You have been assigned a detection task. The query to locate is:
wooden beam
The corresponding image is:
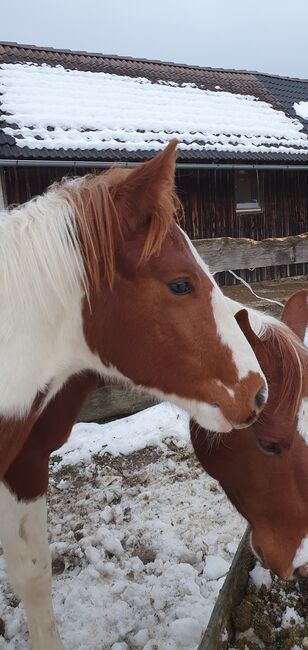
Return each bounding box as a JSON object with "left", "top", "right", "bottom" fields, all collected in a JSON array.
[
  {"left": 78, "top": 385, "right": 157, "bottom": 423},
  {"left": 194, "top": 232, "right": 308, "bottom": 273}
]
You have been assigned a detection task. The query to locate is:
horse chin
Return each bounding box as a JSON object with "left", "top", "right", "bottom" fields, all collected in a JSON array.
[
  {"left": 232, "top": 413, "right": 259, "bottom": 430},
  {"left": 194, "top": 408, "right": 233, "bottom": 434}
]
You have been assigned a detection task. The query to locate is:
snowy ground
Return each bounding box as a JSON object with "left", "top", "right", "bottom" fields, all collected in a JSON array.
[{"left": 0, "top": 403, "right": 245, "bottom": 650}]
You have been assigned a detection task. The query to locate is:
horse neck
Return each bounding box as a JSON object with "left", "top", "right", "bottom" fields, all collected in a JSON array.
[{"left": 0, "top": 190, "right": 102, "bottom": 419}]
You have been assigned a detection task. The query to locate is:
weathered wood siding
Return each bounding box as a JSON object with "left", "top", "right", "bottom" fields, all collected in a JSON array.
[
  {"left": 177, "top": 168, "right": 308, "bottom": 283},
  {"left": 3, "top": 165, "right": 308, "bottom": 284}
]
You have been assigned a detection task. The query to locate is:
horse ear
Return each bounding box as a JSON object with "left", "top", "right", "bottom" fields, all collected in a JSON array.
[
  {"left": 117, "top": 139, "right": 178, "bottom": 228},
  {"left": 235, "top": 309, "right": 270, "bottom": 373},
  {"left": 281, "top": 290, "right": 308, "bottom": 342}
]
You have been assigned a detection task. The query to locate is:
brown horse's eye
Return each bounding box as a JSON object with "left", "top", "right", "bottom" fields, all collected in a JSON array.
[
  {"left": 258, "top": 439, "right": 282, "bottom": 455},
  {"left": 168, "top": 280, "right": 193, "bottom": 295}
]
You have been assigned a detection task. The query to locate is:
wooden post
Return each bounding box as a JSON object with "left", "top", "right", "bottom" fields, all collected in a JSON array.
[{"left": 0, "top": 170, "right": 7, "bottom": 210}]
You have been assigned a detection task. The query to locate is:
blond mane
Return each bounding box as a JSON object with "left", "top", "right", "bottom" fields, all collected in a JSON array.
[
  {"left": 63, "top": 168, "right": 181, "bottom": 290},
  {"left": 261, "top": 321, "right": 308, "bottom": 418}
]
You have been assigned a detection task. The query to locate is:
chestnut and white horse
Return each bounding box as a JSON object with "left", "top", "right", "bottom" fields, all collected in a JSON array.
[
  {"left": 0, "top": 141, "right": 266, "bottom": 648},
  {"left": 191, "top": 289, "right": 308, "bottom": 580}
]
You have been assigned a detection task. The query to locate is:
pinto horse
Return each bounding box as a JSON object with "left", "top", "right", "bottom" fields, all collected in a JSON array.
[
  {"left": 191, "top": 289, "right": 308, "bottom": 580},
  {"left": 0, "top": 141, "right": 266, "bottom": 649}
]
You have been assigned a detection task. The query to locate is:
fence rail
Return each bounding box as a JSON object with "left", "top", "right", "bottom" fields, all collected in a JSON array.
[
  {"left": 78, "top": 386, "right": 156, "bottom": 423},
  {"left": 194, "top": 232, "right": 308, "bottom": 273}
]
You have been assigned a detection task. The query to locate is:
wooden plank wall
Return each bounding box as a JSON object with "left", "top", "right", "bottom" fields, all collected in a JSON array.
[
  {"left": 3, "top": 165, "right": 308, "bottom": 285},
  {"left": 176, "top": 168, "right": 308, "bottom": 284}
]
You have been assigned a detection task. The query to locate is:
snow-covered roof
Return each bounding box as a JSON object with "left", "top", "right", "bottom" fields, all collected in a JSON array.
[
  {"left": 294, "top": 101, "right": 308, "bottom": 120},
  {"left": 1, "top": 42, "right": 308, "bottom": 163}
]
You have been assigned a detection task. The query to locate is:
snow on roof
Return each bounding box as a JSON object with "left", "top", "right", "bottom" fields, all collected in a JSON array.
[
  {"left": 294, "top": 101, "right": 308, "bottom": 120},
  {"left": 1, "top": 62, "right": 308, "bottom": 157}
]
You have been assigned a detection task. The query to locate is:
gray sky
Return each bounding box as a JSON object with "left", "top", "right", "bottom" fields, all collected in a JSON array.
[{"left": 1, "top": 0, "right": 308, "bottom": 79}]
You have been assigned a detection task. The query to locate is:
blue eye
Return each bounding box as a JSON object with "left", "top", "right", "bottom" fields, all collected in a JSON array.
[{"left": 168, "top": 280, "right": 193, "bottom": 295}]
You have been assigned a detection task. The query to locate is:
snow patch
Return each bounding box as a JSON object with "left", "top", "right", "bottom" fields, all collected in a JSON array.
[
  {"left": 52, "top": 402, "right": 189, "bottom": 467},
  {"left": 169, "top": 618, "right": 203, "bottom": 648},
  {"left": 249, "top": 563, "right": 272, "bottom": 589},
  {"left": 281, "top": 606, "right": 304, "bottom": 629},
  {"left": 294, "top": 101, "right": 308, "bottom": 120},
  {"left": 203, "top": 555, "right": 230, "bottom": 580}
]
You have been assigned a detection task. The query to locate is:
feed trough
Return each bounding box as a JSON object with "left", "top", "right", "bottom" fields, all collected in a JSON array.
[{"left": 198, "top": 528, "right": 254, "bottom": 649}]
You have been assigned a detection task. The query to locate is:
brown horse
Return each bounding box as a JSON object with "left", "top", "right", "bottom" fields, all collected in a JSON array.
[
  {"left": 0, "top": 141, "right": 266, "bottom": 649},
  {"left": 191, "top": 290, "right": 308, "bottom": 580}
]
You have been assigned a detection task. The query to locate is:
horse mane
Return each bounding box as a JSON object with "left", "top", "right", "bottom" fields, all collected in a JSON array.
[
  {"left": 226, "top": 297, "right": 308, "bottom": 419},
  {"left": 260, "top": 320, "right": 308, "bottom": 418},
  {"left": 0, "top": 167, "right": 180, "bottom": 315},
  {"left": 63, "top": 167, "right": 181, "bottom": 290}
]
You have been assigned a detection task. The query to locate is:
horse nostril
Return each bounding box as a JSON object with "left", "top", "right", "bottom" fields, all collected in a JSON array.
[{"left": 255, "top": 386, "right": 267, "bottom": 411}]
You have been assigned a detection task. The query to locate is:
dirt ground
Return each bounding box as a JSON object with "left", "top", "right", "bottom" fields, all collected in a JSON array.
[
  {"left": 222, "top": 276, "right": 308, "bottom": 318},
  {"left": 232, "top": 574, "right": 308, "bottom": 649}
]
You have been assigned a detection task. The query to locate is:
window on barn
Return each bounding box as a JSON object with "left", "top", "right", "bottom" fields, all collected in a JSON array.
[{"left": 235, "top": 170, "right": 262, "bottom": 213}]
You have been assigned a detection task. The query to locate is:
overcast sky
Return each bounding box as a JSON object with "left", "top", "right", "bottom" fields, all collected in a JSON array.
[{"left": 1, "top": 0, "right": 307, "bottom": 79}]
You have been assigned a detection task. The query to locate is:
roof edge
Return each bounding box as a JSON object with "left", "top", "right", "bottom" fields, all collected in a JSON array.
[{"left": 1, "top": 41, "right": 308, "bottom": 84}]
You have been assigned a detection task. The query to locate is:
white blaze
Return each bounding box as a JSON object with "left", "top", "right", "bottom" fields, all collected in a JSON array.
[
  {"left": 293, "top": 534, "right": 308, "bottom": 569},
  {"left": 180, "top": 228, "right": 266, "bottom": 383},
  {"left": 297, "top": 397, "right": 308, "bottom": 444}
]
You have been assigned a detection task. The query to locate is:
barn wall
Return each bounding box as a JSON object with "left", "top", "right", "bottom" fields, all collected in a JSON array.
[
  {"left": 3, "top": 165, "right": 308, "bottom": 284},
  {"left": 176, "top": 168, "right": 308, "bottom": 284},
  {"left": 4, "top": 166, "right": 86, "bottom": 205}
]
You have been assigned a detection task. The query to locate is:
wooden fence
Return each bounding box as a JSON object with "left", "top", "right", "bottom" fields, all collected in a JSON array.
[
  {"left": 194, "top": 232, "right": 308, "bottom": 273},
  {"left": 79, "top": 232, "right": 308, "bottom": 423}
]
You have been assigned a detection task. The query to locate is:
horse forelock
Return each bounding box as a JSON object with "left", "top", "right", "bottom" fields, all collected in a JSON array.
[
  {"left": 63, "top": 168, "right": 181, "bottom": 291},
  {"left": 260, "top": 321, "right": 308, "bottom": 419},
  {"left": 63, "top": 172, "right": 121, "bottom": 291}
]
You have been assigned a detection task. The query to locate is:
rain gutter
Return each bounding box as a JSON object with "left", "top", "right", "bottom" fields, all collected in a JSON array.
[{"left": 1, "top": 159, "right": 308, "bottom": 171}]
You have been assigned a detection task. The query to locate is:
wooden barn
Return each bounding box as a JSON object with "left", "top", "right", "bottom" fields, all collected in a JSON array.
[{"left": 1, "top": 41, "right": 308, "bottom": 284}]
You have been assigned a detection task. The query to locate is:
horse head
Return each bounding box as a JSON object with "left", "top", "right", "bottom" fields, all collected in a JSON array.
[
  {"left": 67, "top": 141, "right": 267, "bottom": 432},
  {"left": 191, "top": 289, "right": 308, "bottom": 579}
]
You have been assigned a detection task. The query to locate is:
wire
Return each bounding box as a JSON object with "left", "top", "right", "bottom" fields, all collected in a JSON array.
[{"left": 226, "top": 269, "right": 284, "bottom": 308}]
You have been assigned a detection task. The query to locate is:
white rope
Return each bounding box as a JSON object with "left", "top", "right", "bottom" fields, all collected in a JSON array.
[{"left": 226, "top": 269, "right": 284, "bottom": 308}]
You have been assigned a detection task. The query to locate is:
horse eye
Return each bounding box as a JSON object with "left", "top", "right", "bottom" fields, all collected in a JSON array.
[
  {"left": 258, "top": 440, "right": 282, "bottom": 455},
  {"left": 168, "top": 280, "right": 193, "bottom": 295}
]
